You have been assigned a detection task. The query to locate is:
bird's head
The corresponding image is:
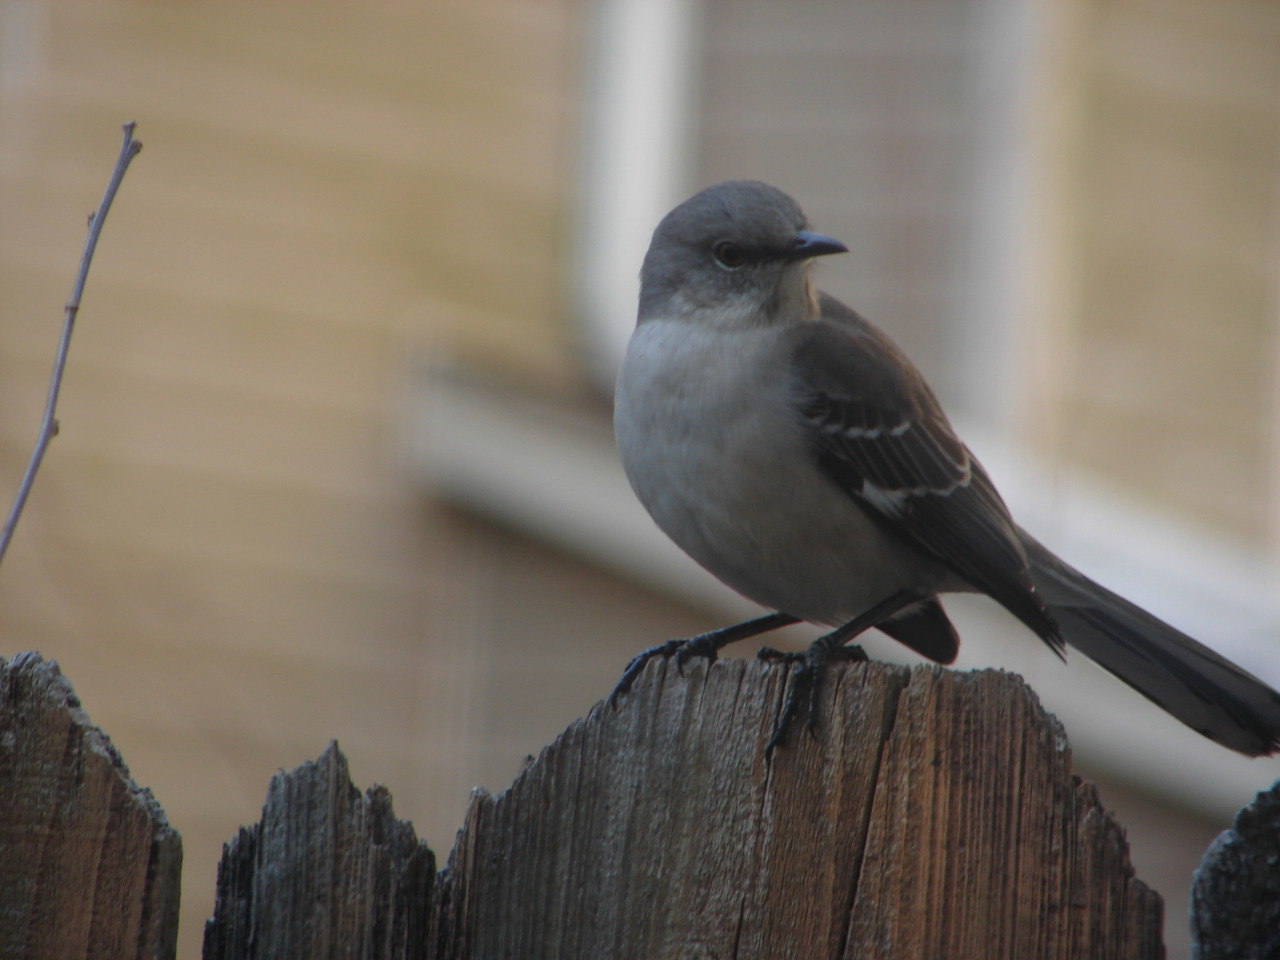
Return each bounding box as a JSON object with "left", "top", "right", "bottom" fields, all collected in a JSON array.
[{"left": 638, "top": 180, "right": 847, "bottom": 329}]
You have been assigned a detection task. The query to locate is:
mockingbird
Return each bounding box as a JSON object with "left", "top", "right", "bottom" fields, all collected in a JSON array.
[{"left": 611, "top": 179, "right": 1280, "bottom": 757}]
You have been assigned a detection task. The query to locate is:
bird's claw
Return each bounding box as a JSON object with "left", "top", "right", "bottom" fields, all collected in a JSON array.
[
  {"left": 608, "top": 635, "right": 722, "bottom": 709},
  {"left": 674, "top": 632, "right": 721, "bottom": 672},
  {"left": 761, "top": 642, "right": 868, "bottom": 753}
]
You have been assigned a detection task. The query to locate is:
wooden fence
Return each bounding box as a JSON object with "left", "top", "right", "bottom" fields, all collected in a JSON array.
[{"left": 2, "top": 649, "right": 1275, "bottom": 959}]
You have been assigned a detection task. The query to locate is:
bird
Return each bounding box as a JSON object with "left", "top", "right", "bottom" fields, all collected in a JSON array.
[{"left": 610, "top": 178, "right": 1280, "bottom": 757}]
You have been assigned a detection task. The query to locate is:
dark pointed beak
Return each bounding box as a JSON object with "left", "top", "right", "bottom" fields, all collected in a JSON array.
[{"left": 788, "top": 230, "right": 848, "bottom": 261}]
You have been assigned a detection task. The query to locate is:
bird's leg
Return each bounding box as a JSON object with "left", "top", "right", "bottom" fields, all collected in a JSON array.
[
  {"left": 609, "top": 611, "right": 800, "bottom": 708},
  {"left": 760, "top": 591, "right": 919, "bottom": 751}
]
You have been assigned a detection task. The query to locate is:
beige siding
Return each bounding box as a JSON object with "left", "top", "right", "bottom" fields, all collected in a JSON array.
[
  {"left": 1048, "top": 0, "right": 1280, "bottom": 542},
  {"left": 0, "top": 5, "right": 630, "bottom": 956}
]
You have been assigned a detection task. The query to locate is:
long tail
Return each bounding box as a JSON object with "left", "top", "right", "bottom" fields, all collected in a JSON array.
[{"left": 1019, "top": 529, "right": 1280, "bottom": 757}]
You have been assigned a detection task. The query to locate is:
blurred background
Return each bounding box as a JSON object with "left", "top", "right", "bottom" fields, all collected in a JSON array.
[{"left": 2, "top": 1, "right": 1279, "bottom": 956}]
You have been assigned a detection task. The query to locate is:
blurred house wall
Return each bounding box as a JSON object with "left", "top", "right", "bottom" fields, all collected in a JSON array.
[
  {"left": 1043, "top": 0, "right": 1280, "bottom": 544},
  {"left": 0, "top": 4, "right": 679, "bottom": 957}
]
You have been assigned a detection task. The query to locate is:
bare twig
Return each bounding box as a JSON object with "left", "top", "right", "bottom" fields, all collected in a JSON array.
[{"left": 0, "top": 122, "right": 143, "bottom": 566}]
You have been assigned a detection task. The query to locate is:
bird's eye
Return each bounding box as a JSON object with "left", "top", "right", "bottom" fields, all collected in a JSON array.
[{"left": 712, "top": 240, "right": 747, "bottom": 270}]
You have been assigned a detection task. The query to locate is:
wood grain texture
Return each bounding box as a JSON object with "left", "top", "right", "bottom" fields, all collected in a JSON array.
[
  {"left": 845, "top": 666, "right": 1161, "bottom": 958},
  {"left": 202, "top": 742, "right": 435, "bottom": 960},
  {"left": 438, "top": 658, "right": 1163, "bottom": 960},
  {"left": 200, "top": 660, "right": 1162, "bottom": 959},
  {"left": 0, "top": 651, "right": 181, "bottom": 960}
]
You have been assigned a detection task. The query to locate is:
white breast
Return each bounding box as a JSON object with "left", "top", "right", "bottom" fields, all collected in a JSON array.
[{"left": 614, "top": 319, "right": 943, "bottom": 625}]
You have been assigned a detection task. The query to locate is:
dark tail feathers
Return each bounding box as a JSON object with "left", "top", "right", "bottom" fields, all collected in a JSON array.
[{"left": 1020, "top": 529, "right": 1280, "bottom": 757}]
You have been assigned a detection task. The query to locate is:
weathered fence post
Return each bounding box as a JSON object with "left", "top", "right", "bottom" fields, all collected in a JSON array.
[
  {"left": 0, "top": 651, "right": 182, "bottom": 960},
  {"left": 1191, "top": 778, "right": 1280, "bottom": 958},
  {"left": 201, "top": 743, "right": 436, "bottom": 960},
  {"left": 206, "top": 658, "right": 1163, "bottom": 960}
]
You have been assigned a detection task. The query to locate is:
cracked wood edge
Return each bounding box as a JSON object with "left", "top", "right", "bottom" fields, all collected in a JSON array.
[{"left": 202, "top": 742, "right": 436, "bottom": 960}]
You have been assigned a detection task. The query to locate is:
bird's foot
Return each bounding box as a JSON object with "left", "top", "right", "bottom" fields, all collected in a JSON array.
[
  {"left": 759, "top": 640, "right": 868, "bottom": 752},
  {"left": 608, "top": 632, "right": 723, "bottom": 709},
  {"left": 609, "top": 612, "right": 801, "bottom": 710}
]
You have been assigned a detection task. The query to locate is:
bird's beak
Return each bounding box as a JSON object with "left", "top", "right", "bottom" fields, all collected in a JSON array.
[{"left": 788, "top": 230, "right": 849, "bottom": 261}]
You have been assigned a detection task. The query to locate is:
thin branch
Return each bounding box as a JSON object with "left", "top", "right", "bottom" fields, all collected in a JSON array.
[{"left": 0, "top": 122, "right": 143, "bottom": 566}]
